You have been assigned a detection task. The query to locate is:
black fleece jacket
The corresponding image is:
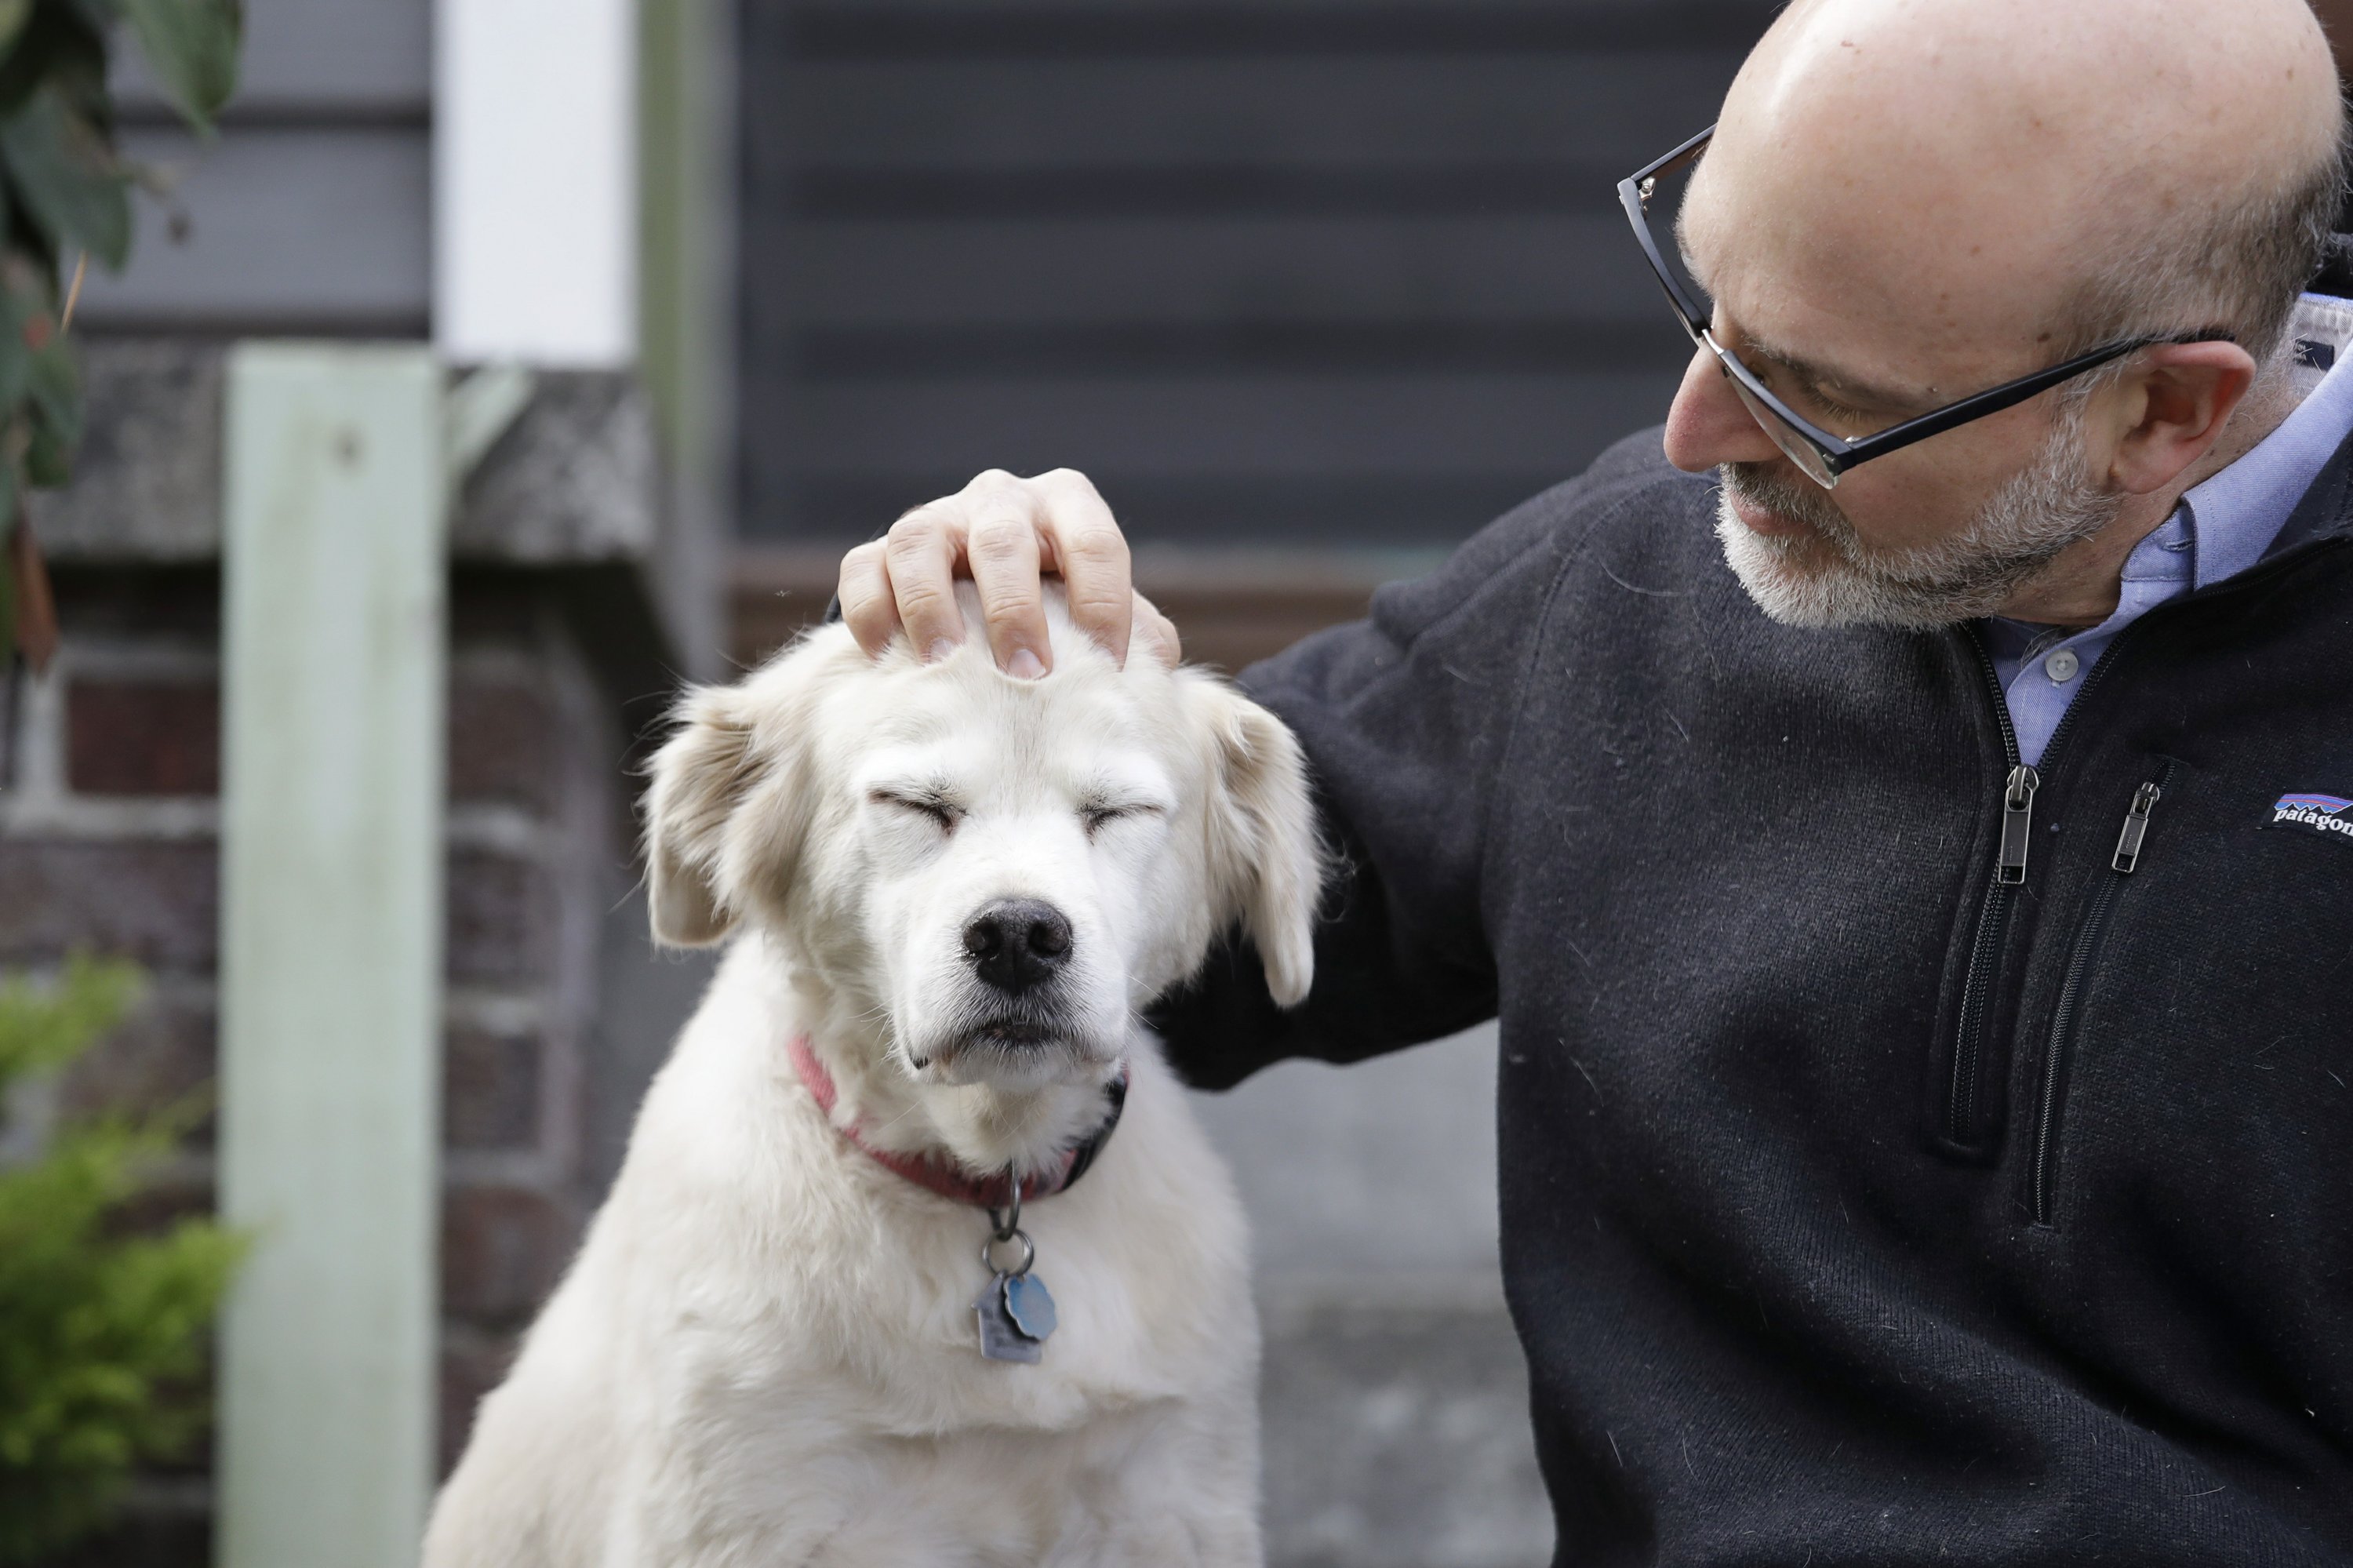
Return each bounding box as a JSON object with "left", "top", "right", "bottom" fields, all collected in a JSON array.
[{"left": 1155, "top": 425, "right": 2353, "bottom": 1566}]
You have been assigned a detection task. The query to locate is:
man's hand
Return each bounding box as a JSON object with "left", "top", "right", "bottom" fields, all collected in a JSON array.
[{"left": 838, "top": 468, "right": 1179, "bottom": 674}]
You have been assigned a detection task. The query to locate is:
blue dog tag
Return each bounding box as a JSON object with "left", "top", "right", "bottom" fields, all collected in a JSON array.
[
  {"left": 1002, "top": 1271, "right": 1057, "bottom": 1341},
  {"left": 975, "top": 1272, "right": 1042, "bottom": 1363}
]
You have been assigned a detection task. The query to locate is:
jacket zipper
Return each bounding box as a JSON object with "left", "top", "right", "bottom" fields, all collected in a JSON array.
[
  {"left": 1996, "top": 763, "right": 2042, "bottom": 884},
  {"left": 1950, "top": 616, "right": 2129, "bottom": 1149},
  {"left": 1942, "top": 534, "right": 2346, "bottom": 1155},
  {"left": 1947, "top": 634, "right": 2029, "bottom": 1148},
  {"left": 2028, "top": 769, "right": 2170, "bottom": 1227}
]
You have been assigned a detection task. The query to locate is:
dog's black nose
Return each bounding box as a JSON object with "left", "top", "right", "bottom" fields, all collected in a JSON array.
[{"left": 962, "top": 899, "right": 1073, "bottom": 993}]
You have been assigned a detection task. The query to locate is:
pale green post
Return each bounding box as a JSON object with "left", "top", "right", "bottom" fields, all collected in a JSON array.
[{"left": 217, "top": 344, "right": 446, "bottom": 1568}]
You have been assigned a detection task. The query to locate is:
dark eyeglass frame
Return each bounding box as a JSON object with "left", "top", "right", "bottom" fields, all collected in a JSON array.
[{"left": 1619, "top": 126, "right": 2235, "bottom": 489}]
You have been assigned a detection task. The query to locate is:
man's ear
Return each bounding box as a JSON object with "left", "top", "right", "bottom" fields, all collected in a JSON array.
[
  {"left": 2105, "top": 339, "right": 2260, "bottom": 496},
  {"left": 642, "top": 683, "right": 762, "bottom": 947},
  {"left": 1190, "top": 678, "right": 1324, "bottom": 1007}
]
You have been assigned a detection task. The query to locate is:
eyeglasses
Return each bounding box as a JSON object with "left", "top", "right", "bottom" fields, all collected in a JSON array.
[{"left": 1618, "top": 126, "right": 2234, "bottom": 489}]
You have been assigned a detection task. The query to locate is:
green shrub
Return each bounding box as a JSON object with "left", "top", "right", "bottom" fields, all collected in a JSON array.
[{"left": 0, "top": 957, "right": 245, "bottom": 1564}]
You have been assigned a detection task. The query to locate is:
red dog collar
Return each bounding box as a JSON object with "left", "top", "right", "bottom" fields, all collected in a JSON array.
[{"left": 787, "top": 1034, "right": 1128, "bottom": 1210}]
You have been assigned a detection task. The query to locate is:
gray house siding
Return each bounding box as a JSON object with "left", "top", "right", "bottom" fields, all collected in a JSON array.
[
  {"left": 81, "top": 0, "right": 431, "bottom": 337},
  {"left": 736, "top": 2, "right": 1783, "bottom": 546}
]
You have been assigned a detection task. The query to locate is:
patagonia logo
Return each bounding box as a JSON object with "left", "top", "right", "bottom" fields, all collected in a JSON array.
[{"left": 2268, "top": 791, "right": 2353, "bottom": 846}]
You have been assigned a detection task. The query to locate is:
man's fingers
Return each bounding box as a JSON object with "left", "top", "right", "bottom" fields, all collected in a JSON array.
[
  {"left": 846, "top": 467, "right": 1144, "bottom": 675},
  {"left": 883, "top": 504, "right": 971, "bottom": 660},
  {"left": 837, "top": 540, "right": 902, "bottom": 657},
  {"left": 1031, "top": 469, "right": 1133, "bottom": 666},
  {"left": 962, "top": 475, "right": 1054, "bottom": 677}
]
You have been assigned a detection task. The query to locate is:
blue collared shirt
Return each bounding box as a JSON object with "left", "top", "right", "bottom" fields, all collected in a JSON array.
[{"left": 1980, "top": 293, "right": 2353, "bottom": 766}]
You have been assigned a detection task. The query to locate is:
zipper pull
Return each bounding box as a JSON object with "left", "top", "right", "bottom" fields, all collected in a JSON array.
[
  {"left": 1997, "top": 765, "right": 2041, "bottom": 885},
  {"left": 2111, "top": 781, "right": 2163, "bottom": 874}
]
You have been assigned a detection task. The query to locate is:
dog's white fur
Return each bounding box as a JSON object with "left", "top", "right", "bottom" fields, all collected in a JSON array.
[{"left": 422, "top": 589, "right": 1322, "bottom": 1566}]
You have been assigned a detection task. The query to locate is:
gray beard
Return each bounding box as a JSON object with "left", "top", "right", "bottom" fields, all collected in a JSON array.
[{"left": 1714, "top": 409, "right": 2125, "bottom": 630}]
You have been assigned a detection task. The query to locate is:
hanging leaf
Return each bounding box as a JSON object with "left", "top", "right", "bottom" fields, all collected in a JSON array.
[
  {"left": 24, "top": 304, "right": 78, "bottom": 493},
  {"left": 0, "top": 0, "right": 242, "bottom": 683},
  {"left": 0, "top": 86, "right": 129, "bottom": 268},
  {"left": 119, "top": 0, "right": 238, "bottom": 130},
  {"left": 58, "top": 0, "right": 125, "bottom": 31},
  {"left": 0, "top": 5, "right": 107, "bottom": 125},
  {"left": 24, "top": 418, "right": 65, "bottom": 486},
  {"left": 25, "top": 312, "right": 78, "bottom": 445},
  {"left": 25, "top": 426, "right": 65, "bottom": 487},
  {"left": 0, "top": 0, "right": 35, "bottom": 59},
  {"left": 0, "top": 250, "right": 53, "bottom": 417}
]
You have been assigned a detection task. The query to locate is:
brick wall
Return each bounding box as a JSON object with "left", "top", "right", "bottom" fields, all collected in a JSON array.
[{"left": 2, "top": 570, "right": 638, "bottom": 1566}]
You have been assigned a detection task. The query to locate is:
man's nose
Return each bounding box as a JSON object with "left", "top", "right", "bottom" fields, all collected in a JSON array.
[
  {"left": 1661, "top": 343, "right": 1784, "bottom": 474},
  {"left": 962, "top": 898, "right": 1074, "bottom": 994}
]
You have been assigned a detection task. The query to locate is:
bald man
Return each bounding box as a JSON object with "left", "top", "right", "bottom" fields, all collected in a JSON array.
[{"left": 829, "top": 0, "right": 2353, "bottom": 1559}]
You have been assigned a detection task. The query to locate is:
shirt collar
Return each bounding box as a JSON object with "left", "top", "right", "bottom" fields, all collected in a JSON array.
[
  {"left": 2169, "top": 292, "right": 2353, "bottom": 590},
  {"left": 1983, "top": 293, "right": 2353, "bottom": 664}
]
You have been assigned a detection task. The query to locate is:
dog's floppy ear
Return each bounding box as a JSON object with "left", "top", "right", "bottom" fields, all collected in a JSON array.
[
  {"left": 642, "top": 683, "right": 762, "bottom": 947},
  {"left": 1192, "top": 680, "right": 1323, "bottom": 1007}
]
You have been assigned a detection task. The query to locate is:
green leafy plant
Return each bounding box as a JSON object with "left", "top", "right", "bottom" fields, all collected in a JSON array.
[
  {"left": 0, "top": 0, "right": 241, "bottom": 671},
  {"left": 0, "top": 956, "right": 245, "bottom": 1563}
]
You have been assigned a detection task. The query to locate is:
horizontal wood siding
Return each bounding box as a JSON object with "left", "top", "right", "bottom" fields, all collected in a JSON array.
[
  {"left": 738, "top": 1, "right": 1780, "bottom": 546},
  {"left": 81, "top": 0, "right": 431, "bottom": 337}
]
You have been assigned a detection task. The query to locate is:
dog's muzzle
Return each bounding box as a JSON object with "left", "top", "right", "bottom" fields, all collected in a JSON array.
[{"left": 906, "top": 898, "right": 1113, "bottom": 1072}]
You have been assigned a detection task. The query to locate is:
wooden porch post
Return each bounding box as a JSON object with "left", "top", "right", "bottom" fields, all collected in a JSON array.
[{"left": 216, "top": 344, "right": 445, "bottom": 1568}]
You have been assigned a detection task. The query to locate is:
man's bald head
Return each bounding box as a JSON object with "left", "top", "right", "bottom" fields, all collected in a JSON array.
[
  {"left": 1686, "top": 0, "right": 2344, "bottom": 401},
  {"left": 1666, "top": 0, "right": 2349, "bottom": 632}
]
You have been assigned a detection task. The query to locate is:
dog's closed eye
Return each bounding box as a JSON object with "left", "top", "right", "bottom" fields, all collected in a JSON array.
[
  {"left": 870, "top": 788, "right": 961, "bottom": 831},
  {"left": 1080, "top": 799, "right": 1166, "bottom": 837}
]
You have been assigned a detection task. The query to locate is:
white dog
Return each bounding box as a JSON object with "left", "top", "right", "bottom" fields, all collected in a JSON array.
[{"left": 423, "top": 588, "right": 1322, "bottom": 1566}]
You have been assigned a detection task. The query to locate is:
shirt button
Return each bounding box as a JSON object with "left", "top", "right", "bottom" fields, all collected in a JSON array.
[{"left": 2046, "top": 649, "right": 2081, "bottom": 683}]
